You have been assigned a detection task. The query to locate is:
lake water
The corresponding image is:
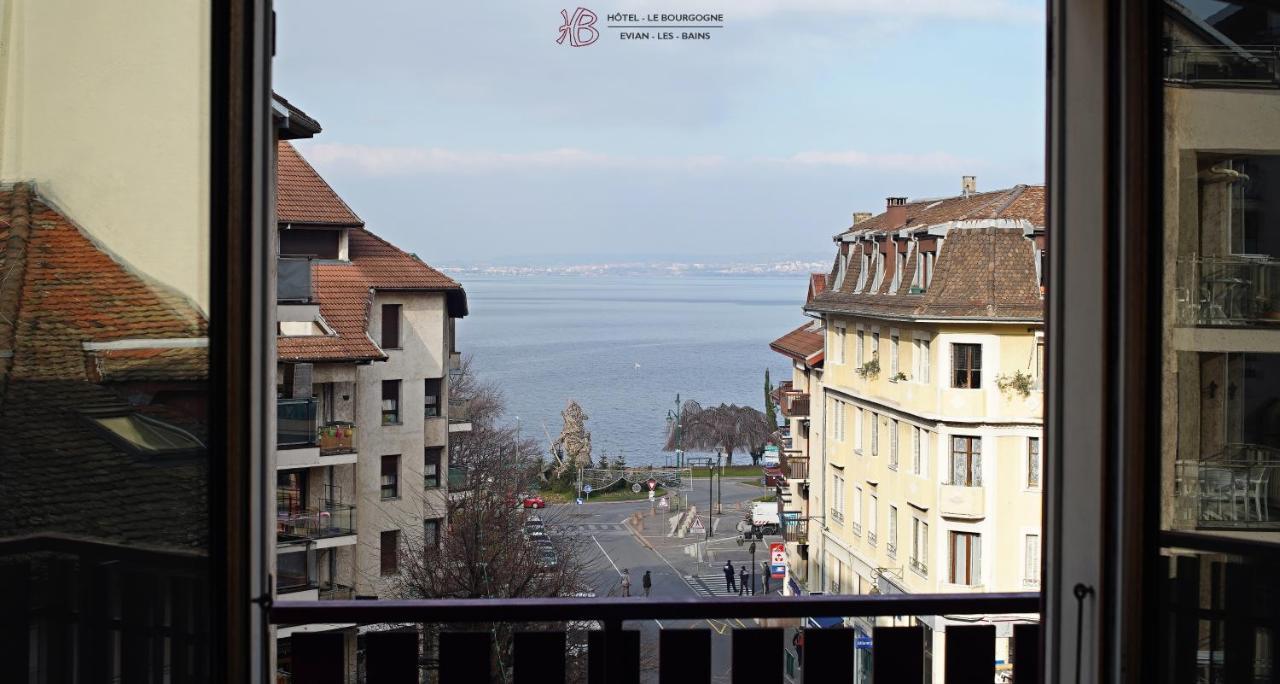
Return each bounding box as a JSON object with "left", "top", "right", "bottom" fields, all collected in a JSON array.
[{"left": 454, "top": 274, "right": 811, "bottom": 466}]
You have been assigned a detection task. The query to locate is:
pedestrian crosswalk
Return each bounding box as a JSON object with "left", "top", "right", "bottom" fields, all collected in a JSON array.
[{"left": 686, "top": 573, "right": 760, "bottom": 597}]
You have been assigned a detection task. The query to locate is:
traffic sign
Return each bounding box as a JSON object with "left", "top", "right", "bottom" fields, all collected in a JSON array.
[
  {"left": 583, "top": 484, "right": 593, "bottom": 494},
  {"left": 770, "top": 543, "right": 785, "bottom": 565},
  {"left": 658, "top": 497, "right": 669, "bottom": 508},
  {"left": 632, "top": 483, "right": 642, "bottom": 493},
  {"left": 576, "top": 498, "right": 584, "bottom": 505},
  {"left": 770, "top": 563, "right": 786, "bottom": 579},
  {"left": 855, "top": 636, "right": 873, "bottom": 650},
  {"left": 689, "top": 516, "right": 705, "bottom": 533},
  {"left": 648, "top": 490, "right": 655, "bottom": 499},
  {"left": 647, "top": 478, "right": 657, "bottom": 491}
]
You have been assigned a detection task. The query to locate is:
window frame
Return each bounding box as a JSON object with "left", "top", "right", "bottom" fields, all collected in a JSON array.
[
  {"left": 382, "top": 379, "right": 402, "bottom": 425},
  {"left": 949, "top": 435, "right": 982, "bottom": 487},
  {"left": 380, "top": 529, "right": 400, "bottom": 576},
  {"left": 424, "top": 377, "right": 443, "bottom": 418},
  {"left": 381, "top": 454, "right": 401, "bottom": 500},
  {"left": 424, "top": 447, "right": 442, "bottom": 489},
  {"left": 948, "top": 531, "right": 981, "bottom": 586},
  {"left": 380, "top": 303, "right": 402, "bottom": 349},
  {"left": 951, "top": 342, "right": 983, "bottom": 389}
]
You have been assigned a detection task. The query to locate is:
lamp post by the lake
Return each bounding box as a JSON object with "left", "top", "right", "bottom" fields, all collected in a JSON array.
[
  {"left": 715, "top": 446, "right": 724, "bottom": 515},
  {"left": 666, "top": 394, "right": 683, "bottom": 469}
]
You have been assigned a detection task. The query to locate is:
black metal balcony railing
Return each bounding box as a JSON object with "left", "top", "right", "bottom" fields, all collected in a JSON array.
[
  {"left": 277, "top": 397, "right": 317, "bottom": 448},
  {"left": 272, "top": 593, "right": 1041, "bottom": 683},
  {"left": 277, "top": 257, "right": 313, "bottom": 302},
  {"left": 317, "top": 421, "right": 356, "bottom": 455},
  {"left": 276, "top": 503, "right": 357, "bottom": 542},
  {"left": 1165, "top": 45, "right": 1280, "bottom": 88}
]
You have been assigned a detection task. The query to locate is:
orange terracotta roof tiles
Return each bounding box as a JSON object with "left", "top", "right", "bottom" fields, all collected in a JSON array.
[
  {"left": 0, "top": 185, "right": 208, "bottom": 381},
  {"left": 276, "top": 141, "right": 363, "bottom": 226},
  {"left": 770, "top": 320, "right": 825, "bottom": 365}
]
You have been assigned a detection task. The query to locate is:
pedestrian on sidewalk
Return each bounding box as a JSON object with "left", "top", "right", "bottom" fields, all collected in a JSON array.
[
  {"left": 642, "top": 570, "right": 652, "bottom": 597},
  {"left": 723, "top": 561, "right": 736, "bottom": 594},
  {"left": 621, "top": 569, "right": 632, "bottom": 597},
  {"left": 739, "top": 566, "right": 750, "bottom": 596},
  {"left": 762, "top": 561, "right": 771, "bottom": 594}
]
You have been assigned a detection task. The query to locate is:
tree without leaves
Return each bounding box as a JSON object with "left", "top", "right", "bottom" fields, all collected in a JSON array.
[
  {"left": 448, "top": 354, "right": 542, "bottom": 485},
  {"left": 662, "top": 400, "right": 772, "bottom": 466}
]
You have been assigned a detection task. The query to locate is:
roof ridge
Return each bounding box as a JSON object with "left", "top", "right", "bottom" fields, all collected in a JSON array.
[{"left": 986, "top": 184, "right": 1029, "bottom": 219}]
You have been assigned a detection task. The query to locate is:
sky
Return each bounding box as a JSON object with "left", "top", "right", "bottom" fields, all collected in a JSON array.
[{"left": 274, "top": 0, "right": 1046, "bottom": 267}]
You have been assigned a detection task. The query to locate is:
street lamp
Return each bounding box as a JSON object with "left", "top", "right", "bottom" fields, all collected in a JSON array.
[
  {"left": 666, "top": 394, "right": 683, "bottom": 469},
  {"left": 714, "top": 446, "right": 724, "bottom": 515}
]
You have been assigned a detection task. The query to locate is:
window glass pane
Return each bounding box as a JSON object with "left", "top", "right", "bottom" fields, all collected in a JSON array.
[{"left": 0, "top": 3, "right": 213, "bottom": 677}]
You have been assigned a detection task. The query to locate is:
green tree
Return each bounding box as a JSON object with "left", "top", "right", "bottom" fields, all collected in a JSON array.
[{"left": 764, "top": 369, "right": 778, "bottom": 430}]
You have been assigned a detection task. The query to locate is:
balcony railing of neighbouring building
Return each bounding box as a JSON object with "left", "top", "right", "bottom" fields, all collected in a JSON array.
[
  {"left": 317, "top": 421, "right": 356, "bottom": 455},
  {"left": 782, "top": 516, "right": 808, "bottom": 544},
  {"left": 1165, "top": 45, "right": 1280, "bottom": 88},
  {"left": 1174, "top": 443, "right": 1280, "bottom": 530},
  {"left": 449, "top": 399, "right": 470, "bottom": 424},
  {"left": 277, "top": 397, "right": 318, "bottom": 448},
  {"left": 276, "top": 503, "right": 357, "bottom": 542},
  {"left": 277, "top": 257, "right": 313, "bottom": 303},
  {"left": 1176, "top": 254, "right": 1280, "bottom": 327},
  {"left": 271, "top": 593, "right": 1041, "bottom": 683},
  {"left": 780, "top": 453, "right": 809, "bottom": 481},
  {"left": 778, "top": 392, "right": 810, "bottom": 420}
]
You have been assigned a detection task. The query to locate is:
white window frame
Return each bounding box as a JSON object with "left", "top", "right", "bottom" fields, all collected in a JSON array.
[
  {"left": 855, "top": 326, "right": 865, "bottom": 366},
  {"left": 911, "top": 517, "right": 928, "bottom": 576},
  {"left": 912, "top": 426, "right": 921, "bottom": 475},
  {"left": 913, "top": 334, "right": 932, "bottom": 383},
  {"left": 868, "top": 493, "right": 878, "bottom": 544},
  {"left": 1027, "top": 435, "right": 1042, "bottom": 490},
  {"left": 887, "top": 505, "right": 898, "bottom": 558},
  {"left": 853, "top": 485, "right": 863, "bottom": 535},
  {"left": 890, "top": 330, "right": 900, "bottom": 375},
  {"left": 888, "top": 418, "right": 899, "bottom": 470},
  {"left": 870, "top": 413, "right": 879, "bottom": 458},
  {"left": 831, "top": 471, "right": 845, "bottom": 523},
  {"left": 854, "top": 407, "right": 863, "bottom": 455},
  {"left": 834, "top": 325, "right": 846, "bottom": 365},
  {"left": 1023, "top": 531, "right": 1041, "bottom": 588},
  {"left": 948, "top": 530, "right": 982, "bottom": 586}
]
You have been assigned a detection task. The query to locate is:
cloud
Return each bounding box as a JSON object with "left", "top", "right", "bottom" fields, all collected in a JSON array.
[
  {"left": 774, "top": 150, "right": 980, "bottom": 173},
  {"left": 300, "top": 143, "right": 727, "bottom": 176},
  {"left": 612, "top": 0, "right": 1041, "bottom": 22}
]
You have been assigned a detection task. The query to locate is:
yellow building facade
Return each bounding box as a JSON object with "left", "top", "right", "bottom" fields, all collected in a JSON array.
[{"left": 797, "top": 182, "right": 1046, "bottom": 679}]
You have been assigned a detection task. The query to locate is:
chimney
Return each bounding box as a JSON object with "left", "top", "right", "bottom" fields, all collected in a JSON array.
[
  {"left": 961, "top": 175, "right": 977, "bottom": 196},
  {"left": 852, "top": 211, "right": 873, "bottom": 225},
  {"left": 885, "top": 197, "right": 907, "bottom": 229}
]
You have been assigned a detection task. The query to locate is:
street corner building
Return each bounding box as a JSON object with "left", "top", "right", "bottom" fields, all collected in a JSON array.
[
  {"left": 271, "top": 101, "right": 469, "bottom": 675},
  {"left": 770, "top": 177, "right": 1045, "bottom": 680}
]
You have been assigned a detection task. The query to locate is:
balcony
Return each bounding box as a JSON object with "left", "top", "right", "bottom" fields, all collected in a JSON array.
[
  {"left": 781, "top": 515, "right": 808, "bottom": 544},
  {"left": 910, "top": 557, "right": 929, "bottom": 577},
  {"left": 1176, "top": 255, "right": 1280, "bottom": 327},
  {"left": 317, "top": 421, "right": 356, "bottom": 456},
  {"left": 277, "top": 542, "right": 317, "bottom": 594},
  {"left": 276, "top": 503, "right": 357, "bottom": 544},
  {"left": 277, "top": 398, "right": 317, "bottom": 448},
  {"left": 277, "top": 257, "right": 313, "bottom": 303},
  {"left": 1165, "top": 45, "right": 1280, "bottom": 88},
  {"left": 939, "top": 484, "right": 985, "bottom": 520},
  {"left": 779, "top": 453, "right": 808, "bottom": 481},
  {"left": 318, "top": 583, "right": 355, "bottom": 601},
  {"left": 448, "top": 399, "right": 472, "bottom": 433},
  {"left": 271, "top": 593, "right": 1040, "bottom": 683},
  {"left": 1174, "top": 443, "right": 1280, "bottom": 529}
]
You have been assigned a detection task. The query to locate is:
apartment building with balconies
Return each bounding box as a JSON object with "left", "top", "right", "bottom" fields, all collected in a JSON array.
[
  {"left": 271, "top": 129, "right": 468, "bottom": 677},
  {"left": 769, "top": 287, "right": 826, "bottom": 595},
  {"left": 803, "top": 180, "right": 1045, "bottom": 680}
]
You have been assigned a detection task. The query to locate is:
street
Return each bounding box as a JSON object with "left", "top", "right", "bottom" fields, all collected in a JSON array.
[{"left": 544, "top": 474, "right": 792, "bottom": 683}]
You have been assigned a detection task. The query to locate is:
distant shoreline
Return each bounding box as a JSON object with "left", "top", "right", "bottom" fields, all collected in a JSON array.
[{"left": 440, "top": 264, "right": 825, "bottom": 278}]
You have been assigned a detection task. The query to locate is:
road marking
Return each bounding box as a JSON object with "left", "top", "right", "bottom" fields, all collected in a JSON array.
[{"left": 592, "top": 535, "right": 621, "bottom": 576}]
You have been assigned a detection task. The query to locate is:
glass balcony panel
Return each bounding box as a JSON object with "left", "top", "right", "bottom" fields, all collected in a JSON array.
[
  {"left": 278, "top": 398, "right": 318, "bottom": 448},
  {"left": 278, "top": 257, "right": 313, "bottom": 302}
]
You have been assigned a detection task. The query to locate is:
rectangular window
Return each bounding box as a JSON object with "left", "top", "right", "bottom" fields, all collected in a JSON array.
[
  {"left": 950, "top": 436, "right": 982, "bottom": 486},
  {"left": 1027, "top": 437, "right": 1041, "bottom": 489},
  {"left": 916, "top": 338, "right": 931, "bottom": 383},
  {"left": 832, "top": 473, "right": 845, "bottom": 522},
  {"left": 888, "top": 505, "right": 898, "bottom": 558},
  {"left": 919, "top": 430, "right": 929, "bottom": 477},
  {"left": 381, "top": 454, "right": 400, "bottom": 499},
  {"left": 853, "top": 485, "right": 863, "bottom": 534},
  {"left": 912, "top": 518, "right": 928, "bottom": 575},
  {"left": 889, "top": 419, "right": 899, "bottom": 470},
  {"left": 854, "top": 407, "right": 863, "bottom": 453},
  {"left": 425, "top": 448, "right": 442, "bottom": 488},
  {"left": 949, "top": 532, "right": 981, "bottom": 586},
  {"left": 834, "top": 400, "right": 845, "bottom": 442},
  {"left": 952, "top": 343, "right": 982, "bottom": 388},
  {"left": 1034, "top": 339, "right": 1045, "bottom": 388},
  {"left": 382, "top": 379, "right": 401, "bottom": 425},
  {"left": 856, "top": 328, "right": 865, "bottom": 366},
  {"left": 425, "top": 518, "right": 442, "bottom": 549},
  {"left": 1025, "top": 534, "right": 1041, "bottom": 586},
  {"left": 869, "top": 494, "right": 878, "bottom": 543},
  {"left": 424, "top": 377, "right": 442, "bottom": 417},
  {"left": 872, "top": 331, "right": 880, "bottom": 364},
  {"left": 835, "top": 326, "right": 846, "bottom": 365},
  {"left": 890, "top": 333, "right": 900, "bottom": 375},
  {"left": 870, "top": 414, "right": 879, "bottom": 458},
  {"left": 380, "top": 530, "right": 400, "bottom": 575},
  {"left": 912, "top": 426, "right": 922, "bottom": 475},
  {"left": 381, "top": 303, "right": 401, "bottom": 349}
]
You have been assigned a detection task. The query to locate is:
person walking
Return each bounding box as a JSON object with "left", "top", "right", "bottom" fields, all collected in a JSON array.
[
  {"left": 739, "top": 566, "right": 750, "bottom": 596},
  {"left": 762, "top": 561, "right": 772, "bottom": 594},
  {"left": 793, "top": 630, "right": 805, "bottom": 667},
  {"left": 642, "top": 570, "right": 652, "bottom": 597},
  {"left": 621, "top": 569, "right": 632, "bottom": 597},
  {"left": 723, "top": 561, "right": 736, "bottom": 594}
]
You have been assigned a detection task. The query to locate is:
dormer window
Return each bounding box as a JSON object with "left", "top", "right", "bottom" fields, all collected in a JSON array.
[{"left": 280, "top": 227, "right": 342, "bottom": 260}]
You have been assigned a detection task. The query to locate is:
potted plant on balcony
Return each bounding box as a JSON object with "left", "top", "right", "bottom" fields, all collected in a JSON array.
[
  {"left": 996, "top": 370, "right": 1035, "bottom": 398},
  {"left": 856, "top": 355, "right": 881, "bottom": 379}
]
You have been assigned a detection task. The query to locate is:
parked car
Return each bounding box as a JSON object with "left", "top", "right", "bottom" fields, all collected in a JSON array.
[{"left": 522, "top": 495, "right": 546, "bottom": 509}]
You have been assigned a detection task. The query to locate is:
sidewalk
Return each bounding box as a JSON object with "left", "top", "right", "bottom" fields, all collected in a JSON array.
[{"left": 628, "top": 503, "right": 785, "bottom": 597}]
